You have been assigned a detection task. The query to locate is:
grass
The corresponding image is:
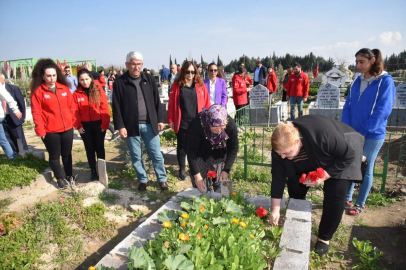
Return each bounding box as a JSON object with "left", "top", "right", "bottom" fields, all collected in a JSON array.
[
  {"left": 0, "top": 154, "right": 49, "bottom": 191},
  {"left": 98, "top": 191, "right": 120, "bottom": 204},
  {"left": 230, "top": 164, "right": 272, "bottom": 195}
]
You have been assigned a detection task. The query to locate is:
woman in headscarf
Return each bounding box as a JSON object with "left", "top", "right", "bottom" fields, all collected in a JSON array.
[{"left": 185, "top": 104, "right": 239, "bottom": 192}]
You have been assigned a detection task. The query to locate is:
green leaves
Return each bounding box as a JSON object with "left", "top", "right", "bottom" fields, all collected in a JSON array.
[
  {"left": 164, "top": 255, "right": 194, "bottom": 270},
  {"left": 221, "top": 200, "right": 243, "bottom": 215},
  {"left": 157, "top": 210, "right": 179, "bottom": 223},
  {"left": 212, "top": 216, "right": 228, "bottom": 225},
  {"left": 351, "top": 238, "right": 384, "bottom": 270},
  {"left": 127, "top": 246, "right": 156, "bottom": 270}
]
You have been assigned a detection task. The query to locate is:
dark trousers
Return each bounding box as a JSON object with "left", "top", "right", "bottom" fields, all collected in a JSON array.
[
  {"left": 235, "top": 104, "right": 249, "bottom": 126},
  {"left": 282, "top": 90, "right": 287, "bottom": 102},
  {"left": 176, "top": 128, "right": 188, "bottom": 171},
  {"left": 3, "top": 116, "right": 28, "bottom": 154},
  {"left": 42, "top": 128, "right": 73, "bottom": 179},
  {"left": 287, "top": 178, "right": 351, "bottom": 241},
  {"left": 79, "top": 120, "right": 106, "bottom": 169}
]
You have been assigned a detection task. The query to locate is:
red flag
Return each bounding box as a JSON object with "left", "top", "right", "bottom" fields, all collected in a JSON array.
[
  {"left": 313, "top": 62, "right": 319, "bottom": 78},
  {"left": 57, "top": 60, "right": 63, "bottom": 71}
]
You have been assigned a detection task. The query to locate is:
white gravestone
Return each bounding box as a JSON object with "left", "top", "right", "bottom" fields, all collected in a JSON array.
[
  {"left": 97, "top": 159, "right": 108, "bottom": 188},
  {"left": 395, "top": 83, "right": 406, "bottom": 108},
  {"left": 322, "top": 67, "right": 348, "bottom": 87},
  {"left": 249, "top": 84, "right": 269, "bottom": 108},
  {"left": 316, "top": 83, "right": 340, "bottom": 108}
]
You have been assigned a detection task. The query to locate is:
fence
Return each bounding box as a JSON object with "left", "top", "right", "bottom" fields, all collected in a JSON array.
[{"left": 229, "top": 104, "right": 406, "bottom": 193}]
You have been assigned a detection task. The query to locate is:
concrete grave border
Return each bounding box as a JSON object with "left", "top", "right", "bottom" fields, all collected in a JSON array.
[{"left": 96, "top": 188, "right": 311, "bottom": 270}]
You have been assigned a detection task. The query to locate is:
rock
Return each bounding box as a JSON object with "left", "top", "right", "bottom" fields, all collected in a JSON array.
[
  {"left": 150, "top": 201, "right": 156, "bottom": 205},
  {"left": 142, "top": 196, "right": 148, "bottom": 201},
  {"left": 129, "top": 204, "right": 150, "bottom": 213},
  {"left": 83, "top": 197, "right": 101, "bottom": 207},
  {"left": 138, "top": 217, "right": 147, "bottom": 223},
  {"left": 399, "top": 188, "right": 406, "bottom": 196},
  {"left": 156, "top": 199, "right": 161, "bottom": 203},
  {"left": 77, "top": 182, "right": 106, "bottom": 196}
]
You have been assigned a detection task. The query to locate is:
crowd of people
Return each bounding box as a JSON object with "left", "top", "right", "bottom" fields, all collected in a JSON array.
[{"left": 0, "top": 47, "right": 396, "bottom": 257}]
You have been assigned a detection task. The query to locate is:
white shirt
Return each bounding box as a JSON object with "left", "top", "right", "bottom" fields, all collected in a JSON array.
[
  {"left": 0, "top": 83, "right": 20, "bottom": 119},
  {"left": 209, "top": 78, "right": 216, "bottom": 105}
]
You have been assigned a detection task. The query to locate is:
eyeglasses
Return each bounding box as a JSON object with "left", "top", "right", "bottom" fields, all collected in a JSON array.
[
  {"left": 209, "top": 69, "right": 218, "bottom": 72},
  {"left": 186, "top": 70, "right": 196, "bottom": 75}
]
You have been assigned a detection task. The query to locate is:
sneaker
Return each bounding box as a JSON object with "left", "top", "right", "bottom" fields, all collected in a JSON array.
[
  {"left": 110, "top": 132, "right": 120, "bottom": 141},
  {"left": 347, "top": 204, "right": 365, "bottom": 216},
  {"left": 57, "top": 178, "right": 67, "bottom": 190}
]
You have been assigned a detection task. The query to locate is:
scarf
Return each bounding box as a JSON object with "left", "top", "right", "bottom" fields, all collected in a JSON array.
[{"left": 201, "top": 104, "right": 229, "bottom": 149}]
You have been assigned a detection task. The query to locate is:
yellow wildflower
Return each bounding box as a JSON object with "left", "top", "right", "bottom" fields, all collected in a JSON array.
[
  {"left": 232, "top": 218, "right": 239, "bottom": 224},
  {"left": 163, "top": 222, "right": 172, "bottom": 228},
  {"left": 239, "top": 221, "right": 247, "bottom": 228}
]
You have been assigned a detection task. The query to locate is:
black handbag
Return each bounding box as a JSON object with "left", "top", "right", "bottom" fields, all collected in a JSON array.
[{"left": 359, "top": 158, "right": 368, "bottom": 184}]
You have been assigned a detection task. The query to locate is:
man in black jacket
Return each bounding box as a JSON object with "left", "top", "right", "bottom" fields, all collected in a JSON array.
[
  {"left": 253, "top": 59, "right": 267, "bottom": 86},
  {"left": 112, "top": 51, "right": 168, "bottom": 191}
]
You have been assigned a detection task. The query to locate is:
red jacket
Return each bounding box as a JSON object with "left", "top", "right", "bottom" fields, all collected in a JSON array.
[
  {"left": 167, "top": 80, "right": 211, "bottom": 133},
  {"left": 31, "top": 82, "right": 75, "bottom": 137},
  {"left": 287, "top": 72, "right": 309, "bottom": 98},
  {"left": 232, "top": 73, "right": 252, "bottom": 87},
  {"left": 73, "top": 84, "right": 111, "bottom": 130},
  {"left": 99, "top": 74, "right": 106, "bottom": 87},
  {"left": 265, "top": 72, "right": 277, "bottom": 93},
  {"left": 282, "top": 73, "right": 291, "bottom": 89},
  {"left": 232, "top": 74, "right": 248, "bottom": 106}
]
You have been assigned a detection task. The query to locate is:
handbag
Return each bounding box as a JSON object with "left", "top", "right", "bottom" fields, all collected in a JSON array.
[{"left": 359, "top": 156, "right": 368, "bottom": 184}]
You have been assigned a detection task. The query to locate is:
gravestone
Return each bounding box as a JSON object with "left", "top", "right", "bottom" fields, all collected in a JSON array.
[
  {"left": 322, "top": 67, "right": 348, "bottom": 87},
  {"left": 220, "top": 180, "right": 233, "bottom": 197},
  {"left": 316, "top": 83, "right": 340, "bottom": 108},
  {"left": 97, "top": 159, "right": 108, "bottom": 188},
  {"left": 394, "top": 83, "right": 406, "bottom": 108},
  {"left": 249, "top": 85, "right": 269, "bottom": 108}
]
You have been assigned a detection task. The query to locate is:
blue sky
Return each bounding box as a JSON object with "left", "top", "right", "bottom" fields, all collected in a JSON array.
[{"left": 1, "top": 0, "right": 405, "bottom": 70}]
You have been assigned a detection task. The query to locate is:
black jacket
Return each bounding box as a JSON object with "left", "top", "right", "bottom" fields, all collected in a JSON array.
[
  {"left": 5, "top": 84, "right": 26, "bottom": 127},
  {"left": 186, "top": 114, "right": 239, "bottom": 175},
  {"left": 112, "top": 72, "right": 164, "bottom": 136},
  {"left": 256, "top": 65, "right": 268, "bottom": 85},
  {"left": 271, "top": 115, "right": 364, "bottom": 198}
]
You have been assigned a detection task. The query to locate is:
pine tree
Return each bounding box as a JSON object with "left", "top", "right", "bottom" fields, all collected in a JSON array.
[
  {"left": 175, "top": 58, "right": 177, "bottom": 65},
  {"left": 217, "top": 55, "right": 223, "bottom": 66},
  {"left": 169, "top": 55, "right": 173, "bottom": 67},
  {"left": 201, "top": 55, "right": 204, "bottom": 66}
]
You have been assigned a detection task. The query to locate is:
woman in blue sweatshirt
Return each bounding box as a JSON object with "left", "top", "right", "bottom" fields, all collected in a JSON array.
[{"left": 342, "top": 48, "right": 396, "bottom": 215}]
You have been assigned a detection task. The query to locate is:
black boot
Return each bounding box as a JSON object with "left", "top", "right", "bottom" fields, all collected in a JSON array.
[{"left": 91, "top": 168, "right": 99, "bottom": 181}]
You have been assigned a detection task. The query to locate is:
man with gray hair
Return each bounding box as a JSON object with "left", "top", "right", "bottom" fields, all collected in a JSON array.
[{"left": 112, "top": 51, "right": 168, "bottom": 191}]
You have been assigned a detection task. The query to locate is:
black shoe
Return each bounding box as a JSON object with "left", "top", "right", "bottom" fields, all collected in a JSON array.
[
  {"left": 110, "top": 132, "right": 120, "bottom": 141},
  {"left": 57, "top": 178, "right": 67, "bottom": 190},
  {"left": 178, "top": 170, "right": 186, "bottom": 181},
  {"left": 91, "top": 168, "right": 99, "bottom": 181},
  {"left": 315, "top": 241, "right": 329, "bottom": 257},
  {"left": 159, "top": 182, "right": 169, "bottom": 191},
  {"left": 138, "top": 182, "right": 148, "bottom": 191}
]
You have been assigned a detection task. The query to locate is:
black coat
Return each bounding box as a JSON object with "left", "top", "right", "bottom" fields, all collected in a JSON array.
[
  {"left": 112, "top": 72, "right": 164, "bottom": 136},
  {"left": 5, "top": 84, "right": 26, "bottom": 127},
  {"left": 271, "top": 115, "right": 364, "bottom": 198},
  {"left": 186, "top": 114, "right": 239, "bottom": 175}
]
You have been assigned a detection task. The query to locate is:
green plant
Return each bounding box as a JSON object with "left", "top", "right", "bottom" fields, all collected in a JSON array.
[
  {"left": 0, "top": 197, "right": 13, "bottom": 210},
  {"left": 160, "top": 129, "right": 177, "bottom": 146},
  {"left": 365, "top": 190, "right": 399, "bottom": 207},
  {"left": 351, "top": 238, "right": 384, "bottom": 270},
  {"left": 98, "top": 191, "right": 120, "bottom": 204}
]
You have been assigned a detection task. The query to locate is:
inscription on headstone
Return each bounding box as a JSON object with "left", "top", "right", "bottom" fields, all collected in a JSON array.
[
  {"left": 249, "top": 85, "right": 269, "bottom": 108},
  {"left": 395, "top": 83, "right": 406, "bottom": 108},
  {"left": 317, "top": 83, "right": 340, "bottom": 108}
]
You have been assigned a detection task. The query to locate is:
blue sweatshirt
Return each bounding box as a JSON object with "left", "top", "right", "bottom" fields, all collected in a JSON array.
[{"left": 342, "top": 73, "right": 396, "bottom": 139}]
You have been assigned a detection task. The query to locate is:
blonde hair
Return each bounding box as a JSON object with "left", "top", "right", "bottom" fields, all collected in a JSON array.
[{"left": 271, "top": 122, "right": 301, "bottom": 151}]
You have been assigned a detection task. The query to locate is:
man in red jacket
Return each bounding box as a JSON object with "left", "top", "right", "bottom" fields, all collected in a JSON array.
[{"left": 287, "top": 63, "right": 309, "bottom": 120}]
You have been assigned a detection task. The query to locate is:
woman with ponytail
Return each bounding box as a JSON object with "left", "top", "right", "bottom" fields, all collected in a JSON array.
[
  {"left": 74, "top": 69, "right": 110, "bottom": 181},
  {"left": 342, "top": 48, "right": 396, "bottom": 215}
]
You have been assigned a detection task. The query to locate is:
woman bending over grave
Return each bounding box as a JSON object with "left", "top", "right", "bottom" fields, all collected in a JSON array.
[
  {"left": 30, "top": 59, "right": 76, "bottom": 189},
  {"left": 342, "top": 48, "right": 396, "bottom": 215},
  {"left": 269, "top": 115, "right": 364, "bottom": 256},
  {"left": 73, "top": 69, "right": 110, "bottom": 181},
  {"left": 185, "top": 104, "right": 238, "bottom": 192},
  {"left": 167, "top": 61, "right": 211, "bottom": 181}
]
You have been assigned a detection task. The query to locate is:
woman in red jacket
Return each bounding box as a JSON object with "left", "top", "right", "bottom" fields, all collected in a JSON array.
[
  {"left": 30, "top": 59, "right": 76, "bottom": 189},
  {"left": 265, "top": 67, "right": 278, "bottom": 95},
  {"left": 167, "top": 61, "right": 210, "bottom": 180},
  {"left": 232, "top": 66, "right": 249, "bottom": 125},
  {"left": 282, "top": 66, "right": 293, "bottom": 102},
  {"left": 74, "top": 69, "right": 110, "bottom": 181}
]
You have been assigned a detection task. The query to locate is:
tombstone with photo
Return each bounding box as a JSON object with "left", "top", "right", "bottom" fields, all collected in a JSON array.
[{"left": 388, "top": 82, "right": 406, "bottom": 126}]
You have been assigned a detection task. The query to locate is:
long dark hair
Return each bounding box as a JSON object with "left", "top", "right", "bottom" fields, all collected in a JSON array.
[
  {"left": 77, "top": 69, "right": 100, "bottom": 106},
  {"left": 217, "top": 65, "right": 226, "bottom": 81},
  {"left": 30, "top": 58, "right": 69, "bottom": 93},
  {"left": 355, "top": 48, "right": 384, "bottom": 77},
  {"left": 175, "top": 61, "right": 203, "bottom": 88}
]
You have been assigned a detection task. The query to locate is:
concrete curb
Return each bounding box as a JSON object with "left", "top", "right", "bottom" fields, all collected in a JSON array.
[{"left": 96, "top": 188, "right": 313, "bottom": 269}]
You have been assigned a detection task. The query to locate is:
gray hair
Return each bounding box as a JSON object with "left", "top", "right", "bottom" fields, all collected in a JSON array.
[
  {"left": 126, "top": 51, "right": 143, "bottom": 63},
  {"left": 0, "top": 74, "right": 5, "bottom": 79}
]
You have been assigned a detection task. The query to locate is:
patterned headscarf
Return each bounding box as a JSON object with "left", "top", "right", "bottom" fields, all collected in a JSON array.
[{"left": 201, "top": 104, "right": 229, "bottom": 149}]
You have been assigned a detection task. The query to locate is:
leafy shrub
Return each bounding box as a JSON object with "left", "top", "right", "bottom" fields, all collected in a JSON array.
[{"left": 160, "top": 129, "right": 177, "bottom": 146}]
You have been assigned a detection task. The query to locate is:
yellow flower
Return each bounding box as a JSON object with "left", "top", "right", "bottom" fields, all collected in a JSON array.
[
  {"left": 204, "top": 224, "right": 208, "bottom": 229},
  {"left": 232, "top": 192, "right": 237, "bottom": 195},
  {"left": 163, "top": 222, "right": 171, "bottom": 228},
  {"left": 181, "top": 213, "right": 189, "bottom": 219},
  {"left": 199, "top": 205, "right": 205, "bottom": 211},
  {"left": 197, "top": 233, "right": 202, "bottom": 239},
  {"left": 88, "top": 267, "right": 96, "bottom": 270},
  {"left": 250, "top": 234, "right": 255, "bottom": 239},
  {"left": 181, "top": 222, "right": 186, "bottom": 227},
  {"left": 179, "top": 233, "right": 189, "bottom": 241},
  {"left": 239, "top": 221, "right": 247, "bottom": 228},
  {"left": 232, "top": 218, "right": 239, "bottom": 224},
  {"left": 164, "top": 241, "right": 170, "bottom": 248}
]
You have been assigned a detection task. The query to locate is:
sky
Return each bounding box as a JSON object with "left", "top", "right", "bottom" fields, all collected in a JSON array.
[{"left": 1, "top": 0, "right": 405, "bottom": 70}]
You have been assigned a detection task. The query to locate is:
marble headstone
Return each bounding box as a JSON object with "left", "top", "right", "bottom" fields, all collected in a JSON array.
[
  {"left": 317, "top": 83, "right": 340, "bottom": 108},
  {"left": 395, "top": 83, "right": 406, "bottom": 108},
  {"left": 322, "top": 67, "right": 348, "bottom": 87},
  {"left": 249, "top": 84, "right": 268, "bottom": 108}
]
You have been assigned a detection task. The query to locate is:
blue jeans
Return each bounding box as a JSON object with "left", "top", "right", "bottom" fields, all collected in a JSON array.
[
  {"left": 290, "top": 96, "right": 304, "bottom": 120},
  {"left": 346, "top": 138, "right": 385, "bottom": 206},
  {"left": 0, "top": 118, "right": 15, "bottom": 159},
  {"left": 126, "top": 124, "right": 167, "bottom": 183}
]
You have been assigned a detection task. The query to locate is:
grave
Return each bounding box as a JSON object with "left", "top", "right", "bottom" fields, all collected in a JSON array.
[
  {"left": 388, "top": 83, "right": 406, "bottom": 126},
  {"left": 322, "top": 67, "right": 349, "bottom": 100},
  {"left": 309, "top": 83, "right": 345, "bottom": 121}
]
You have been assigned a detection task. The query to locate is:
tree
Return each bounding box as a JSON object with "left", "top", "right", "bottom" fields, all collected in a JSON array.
[
  {"left": 150, "top": 69, "right": 156, "bottom": 75},
  {"left": 174, "top": 58, "right": 177, "bottom": 65},
  {"left": 169, "top": 55, "right": 172, "bottom": 67},
  {"left": 217, "top": 55, "right": 224, "bottom": 66}
]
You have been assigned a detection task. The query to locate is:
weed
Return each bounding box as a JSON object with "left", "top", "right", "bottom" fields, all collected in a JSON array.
[
  {"left": 99, "top": 192, "right": 120, "bottom": 204},
  {"left": 110, "top": 206, "right": 125, "bottom": 216},
  {"left": 366, "top": 190, "right": 399, "bottom": 208},
  {"left": 0, "top": 197, "right": 13, "bottom": 210},
  {"left": 108, "top": 179, "right": 124, "bottom": 190},
  {"left": 132, "top": 210, "right": 144, "bottom": 218},
  {"left": 160, "top": 129, "right": 176, "bottom": 146},
  {"left": 123, "top": 166, "right": 136, "bottom": 180},
  {"left": 351, "top": 238, "right": 384, "bottom": 270}
]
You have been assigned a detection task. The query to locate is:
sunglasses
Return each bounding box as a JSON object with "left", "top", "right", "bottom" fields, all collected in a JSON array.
[
  {"left": 209, "top": 69, "right": 218, "bottom": 72},
  {"left": 186, "top": 70, "right": 196, "bottom": 75}
]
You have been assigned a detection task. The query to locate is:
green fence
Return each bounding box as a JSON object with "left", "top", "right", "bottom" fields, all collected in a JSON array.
[{"left": 230, "top": 104, "right": 406, "bottom": 193}]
